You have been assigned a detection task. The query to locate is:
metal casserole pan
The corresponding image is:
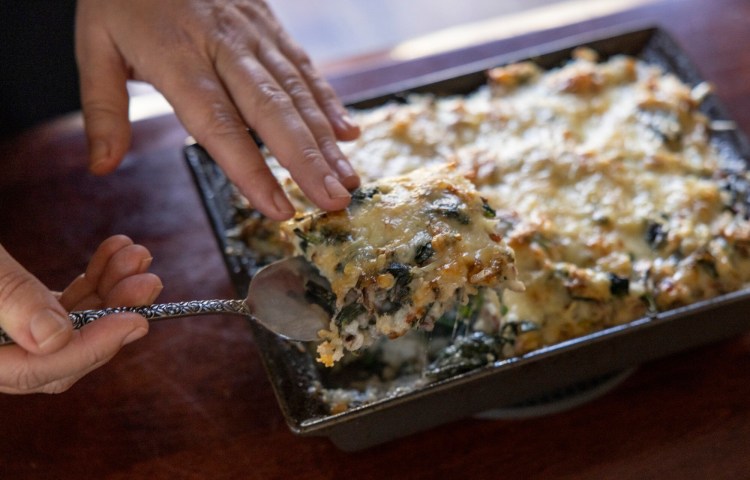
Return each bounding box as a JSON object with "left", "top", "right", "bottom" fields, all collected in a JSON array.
[{"left": 185, "top": 24, "right": 750, "bottom": 451}]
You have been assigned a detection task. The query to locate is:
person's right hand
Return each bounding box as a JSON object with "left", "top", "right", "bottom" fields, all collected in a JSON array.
[
  {"left": 0, "top": 235, "right": 162, "bottom": 394},
  {"left": 75, "top": 0, "right": 362, "bottom": 221}
]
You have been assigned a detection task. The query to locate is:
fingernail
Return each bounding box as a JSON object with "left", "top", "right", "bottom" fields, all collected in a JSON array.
[
  {"left": 123, "top": 327, "right": 148, "bottom": 346},
  {"left": 139, "top": 257, "right": 154, "bottom": 271},
  {"left": 148, "top": 283, "right": 164, "bottom": 304},
  {"left": 341, "top": 113, "right": 358, "bottom": 130},
  {"left": 30, "top": 309, "right": 69, "bottom": 349},
  {"left": 324, "top": 175, "right": 351, "bottom": 199},
  {"left": 89, "top": 140, "right": 109, "bottom": 172},
  {"left": 273, "top": 190, "right": 295, "bottom": 218}
]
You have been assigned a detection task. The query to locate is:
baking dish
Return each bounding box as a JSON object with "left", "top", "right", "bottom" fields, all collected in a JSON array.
[{"left": 185, "top": 25, "right": 750, "bottom": 451}]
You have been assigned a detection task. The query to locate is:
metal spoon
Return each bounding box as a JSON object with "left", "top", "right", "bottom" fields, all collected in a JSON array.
[{"left": 0, "top": 256, "right": 331, "bottom": 346}]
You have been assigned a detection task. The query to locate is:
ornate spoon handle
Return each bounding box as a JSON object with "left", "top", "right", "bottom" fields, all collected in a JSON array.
[{"left": 0, "top": 299, "right": 250, "bottom": 346}]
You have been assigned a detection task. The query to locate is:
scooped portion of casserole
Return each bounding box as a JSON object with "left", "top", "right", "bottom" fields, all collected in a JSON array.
[{"left": 280, "top": 163, "right": 523, "bottom": 367}]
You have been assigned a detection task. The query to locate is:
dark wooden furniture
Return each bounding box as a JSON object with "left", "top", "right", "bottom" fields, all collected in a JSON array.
[{"left": 1, "top": 0, "right": 749, "bottom": 477}]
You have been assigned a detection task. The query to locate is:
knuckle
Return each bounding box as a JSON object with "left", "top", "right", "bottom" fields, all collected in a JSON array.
[
  {"left": 255, "top": 83, "right": 293, "bottom": 113},
  {"left": 298, "top": 103, "right": 327, "bottom": 125},
  {"left": 8, "top": 363, "right": 49, "bottom": 394},
  {"left": 83, "top": 347, "right": 109, "bottom": 371},
  {"left": 196, "top": 108, "right": 245, "bottom": 140},
  {"left": 40, "top": 380, "right": 75, "bottom": 394},
  {"left": 80, "top": 96, "right": 125, "bottom": 121},
  {"left": 295, "top": 57, "right": 330, "bottom": 94},
  {"left": 312, "top": 79, "right": 337, "bottom": 103},
  {"left": 319, "top": 137, "right": 341, "bottom": 155},
  {"left": 286, "top": 41, "right": 313, "bottom": 68},
  {"left": 298, "top": 147, "right": 325, "bottom": 169},
  {"left": 281, "top": 77, "right": 312, "bottom": 100},
  {"left": 0, "top": 270, "right": 36, "bottom": 309}
]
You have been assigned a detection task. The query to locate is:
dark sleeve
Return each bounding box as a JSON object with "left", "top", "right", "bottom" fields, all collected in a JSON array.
[{"left": 0, "top": 1, "right": 80, "bottom": 137}]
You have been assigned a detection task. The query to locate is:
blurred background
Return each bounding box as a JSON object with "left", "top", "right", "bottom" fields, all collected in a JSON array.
[
  {"left": 0, "top": 0, "right": 661, "bottom": 128},
  {"left": 129, "top": 0, "right": 658, "bottom": 119},
  {"left": 268, "top": 0, "right": 654, "bottom": 67}
]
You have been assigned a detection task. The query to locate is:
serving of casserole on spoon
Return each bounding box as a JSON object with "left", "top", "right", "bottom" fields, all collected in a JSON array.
[{"left": 281, "top": 163, "right": 523, "bottom": 367}]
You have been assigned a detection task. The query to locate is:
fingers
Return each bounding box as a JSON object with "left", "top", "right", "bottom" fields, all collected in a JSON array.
[
  {"left": 59, "top": 234, "right": 137, "bottom": 308},
  {"left": 240, "top": 0, "right": 361, "bottom": 142},
  {"left": 0, "top": 236, "right": 158, "bottom": 395},
  {"left": 103, "top": 273, "right": 162, "bottom": 307},
  {"left": 254, "top": 41, "right": 360, "bottom": 190},
  {"left": 162, "top": 72, "right": 296, "bottom": 220},
  {"left": 83, "top": 234, "right": 137, "bottom": 285},
  {"left": 274, "top": 30, "right": 361, "bottom": 142},
  {"left": 212, "top": 52, "right": 356, "bottom": 210},
  {"left": 0, "top": 245, "right": 72, "bottom": 355},
  {"left": 162, "top": 60, "right": 354, "bottom": 218},
  {"left": 60, "top": 235, "right": 163, "bottom": 311},
  {"left": 75, "top": 1, "right": 132, "bottom": 176},
  {"left": 64, "top": 270, "right": 162, "bottom": 312},
  {"left": 0, "top": 312, "right": 148, "bottom": 394},
  {"left": 159, "top": 6, "right": 360, "bottom": 218},
  {"left": 74, "top": 0, "right": 362, "bottom": 218},
  {"left": 93, "top": 243, "right": 153, "bottom": 297}
]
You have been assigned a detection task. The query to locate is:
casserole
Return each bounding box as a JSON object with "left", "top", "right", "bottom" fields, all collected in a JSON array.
[{"left": 185, "top": 25, "right": 750, "bottom": 451}]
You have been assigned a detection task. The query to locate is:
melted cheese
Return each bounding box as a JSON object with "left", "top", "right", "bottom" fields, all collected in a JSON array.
[
  {"left": 281, "top": 164, "right": 521, "bottom": 366},
  {"left": 245, "top": 47, "right": 750, "bottom": 363}
]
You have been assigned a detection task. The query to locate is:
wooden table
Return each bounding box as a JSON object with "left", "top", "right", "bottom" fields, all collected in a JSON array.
[{"left": 1, "top": 0, "right": 749, "bottom": 478}]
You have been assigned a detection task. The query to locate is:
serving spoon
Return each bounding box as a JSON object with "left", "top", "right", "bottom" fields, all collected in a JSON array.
[{"left": 0, "top": 257, "right": 332, "bottom": 346}]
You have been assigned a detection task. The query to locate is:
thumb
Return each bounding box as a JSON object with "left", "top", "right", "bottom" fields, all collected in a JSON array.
[
  {"left": 75, "top": 8, "right": 131, "bottom": 175},
  {"left": 0, "top": 245, "right": 72, "bottom": 354}
]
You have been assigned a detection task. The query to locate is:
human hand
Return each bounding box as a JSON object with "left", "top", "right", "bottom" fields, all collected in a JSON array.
[
  {"left": 0, "top": 235, "right": 162, "bottom": 394},
  {"left": 75, "top": 0, "right": 361, "bottom": 221}
]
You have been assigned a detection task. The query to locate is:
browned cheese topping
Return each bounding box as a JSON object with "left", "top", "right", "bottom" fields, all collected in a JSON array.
[
  {"left": 239, "top": 47, "right": 750, "bottom": 365},
  {"left": 281, "top": 164, "right": 522, "bottom": 366}
]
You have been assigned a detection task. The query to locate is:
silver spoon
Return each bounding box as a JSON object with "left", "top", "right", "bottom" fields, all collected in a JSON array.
[{"left": 0, "top": 256, "right": 331, "bottom": 346}]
